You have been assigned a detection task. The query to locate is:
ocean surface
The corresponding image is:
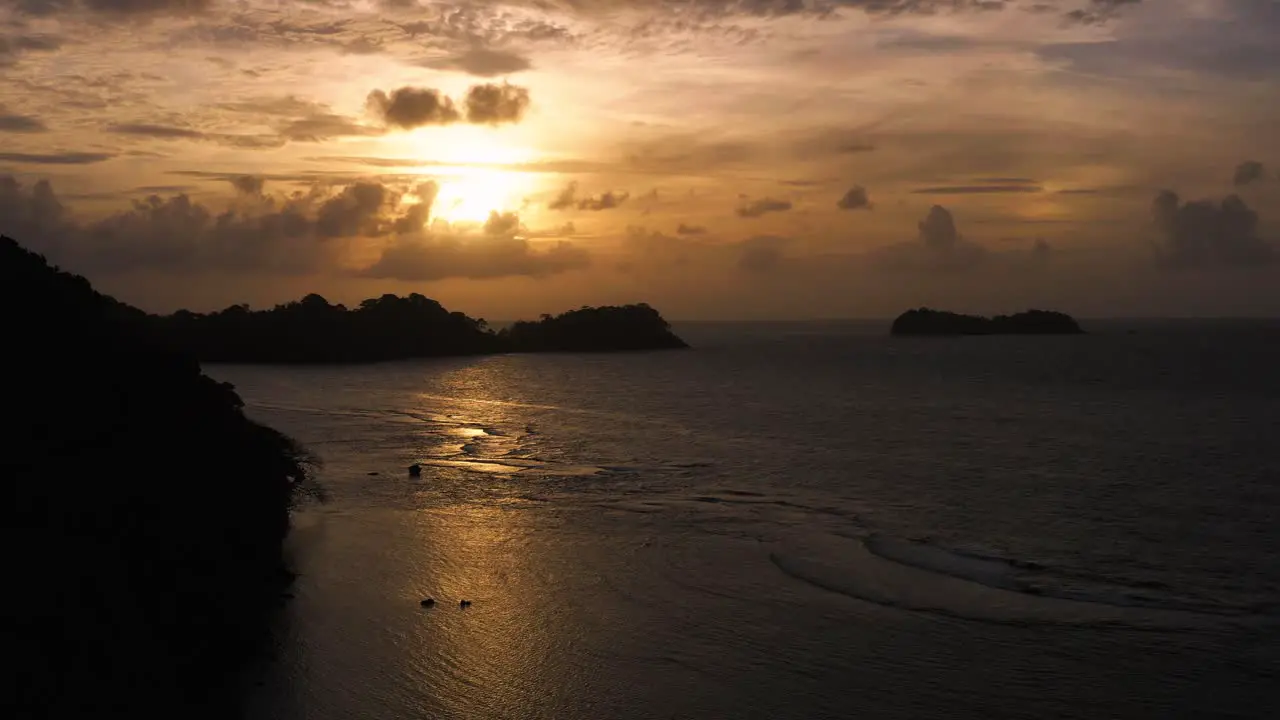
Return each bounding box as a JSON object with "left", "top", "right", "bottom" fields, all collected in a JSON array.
[{"left": 210, "top": 320, "right": 1280, "bottom": 719}]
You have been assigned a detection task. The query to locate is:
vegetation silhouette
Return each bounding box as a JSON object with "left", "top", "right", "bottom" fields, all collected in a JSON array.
[
  {"left": 154, "top": 297, "right": 687, "bottom": 363},
  {"left": 500, "top": 304, "right": 688, "bottom": 352},
  {"left": 3, "top": 236, "right": 314, "bottom": 718},
  {"left": 891, "top": 308, "right": 1085, "bottom": 336}
]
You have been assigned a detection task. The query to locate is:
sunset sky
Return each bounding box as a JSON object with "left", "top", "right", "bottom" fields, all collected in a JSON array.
[{"left": 2, "top": 0, "right": 1278, "bottom": 319}]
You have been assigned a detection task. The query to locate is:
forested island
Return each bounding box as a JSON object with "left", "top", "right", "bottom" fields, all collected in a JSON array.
[
  {"left": 891, "top": 308, "right": 1085, "bottom": 336},
  {"left": 3, "top": 236, "right": 314, "bottom": 716},
  {"left": 155, "top": 295, "right": 688, "bottom": 363}
]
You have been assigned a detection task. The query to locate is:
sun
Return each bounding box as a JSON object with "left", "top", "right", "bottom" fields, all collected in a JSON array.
[
  {"left": 433, "top": 168, "right": 530, "bottom": 225},
  {"left": 391, "top": 126, "right": 541, "bottom": 226}
]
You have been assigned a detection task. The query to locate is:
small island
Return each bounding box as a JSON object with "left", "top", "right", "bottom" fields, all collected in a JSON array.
[
  {"left": 153, "top": 296, "right": 687, "bottom": 363},
  {"left": 4, "top": 236, "right": 312, "bottom": 716},
  {"left": 891, "top": 308, "right": 1085, "bottom": 336}
]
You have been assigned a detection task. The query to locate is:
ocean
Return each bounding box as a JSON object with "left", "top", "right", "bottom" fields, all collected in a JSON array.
[{"left": 211, "top": 320, "right": 1280, "bottom": 719}]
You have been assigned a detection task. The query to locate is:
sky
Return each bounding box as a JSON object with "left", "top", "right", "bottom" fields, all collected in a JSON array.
[{"left": 2, "top": 0, "right": 1279, "bottom": 319}]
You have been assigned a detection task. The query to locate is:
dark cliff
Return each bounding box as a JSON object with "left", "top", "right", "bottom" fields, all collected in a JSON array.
[{"left": 2, "top": 236, "right": 311, "bottom": 718}]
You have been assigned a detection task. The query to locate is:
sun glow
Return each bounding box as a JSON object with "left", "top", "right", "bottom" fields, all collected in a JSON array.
[
  {"left": 433, "top": 168, "right": 532, "bottom": 225},
  {"left": 393, "top": 126, "right": 542, "bottom": 226}
]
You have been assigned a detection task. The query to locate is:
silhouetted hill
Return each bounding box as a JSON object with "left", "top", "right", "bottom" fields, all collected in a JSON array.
[
  {"left": 2, "top": 236, "right": 312, "bottom": 718},
  {"left": 152, "top": 297, "right": 687, "bottom": 363},
  {"left": 500, "top": 304, "right": 689, "bottom": 352},
  {"left": 891, "top": 308, "right": 1085, "bottom": 336},
  {"left": 156, "top": 293, "right": 499, "bottom": 363}
]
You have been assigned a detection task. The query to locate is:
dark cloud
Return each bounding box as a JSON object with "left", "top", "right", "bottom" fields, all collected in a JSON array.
[
  {"left": 107, "top": 123, "right": 205, "bottom": 139},
  {"left": 363, "top": 209, "right": 590, "bottom": 281},
  {"left": 0, "top": 33, "right": 62, "bottom": 66},
  {"left": 1152, "top": 190, "right": 1275, "bottom": 268},
  {"left": 912, "top": 184, "right": 1042, "bottom": 194},
  {"left": 737, "top": 197, "right": 792, "bottom": 218},
  {"left": 421, "top": 47, "right": 533, "bottom": 77},
  {"left": 919, "top": 204, "right": 960, "bottom": 250},
  {"left": 366, "top": 83, "right": 531, "bottom": 128},
  {"left": 0, "top": 151, "right": 113, "bottom": 164},
  {"left": 367, "top": 87, "right": 460, "bottom": 128},
  {"left": 1062, "top": 0, "right": 1142, "bottom": 26},
  {"left": 483, "top": 209, "right": 520, "bottom": 236},
  {"left": 230, "top": 176, "right": 265, "bottom": 196},
  {"left": 0, "top": 175, "right": 410, "bottom": 276},
  {"left": 548, "top": 182, "right": 577, "bottom": 210},
  {"left": 279, "top": 112, "right": 385, "bottom": 142},
  {"left": 1233, "top": 160, "right": 1266, "bottom": 187},
  {"left": 837, "top": 185, "right": 872, "bottom": 210},
  {"left": 314, "top": 182, "right": 393, "bottom": 238},
  {"left": 29, "top": 0, "right": 213, "bottom": 15},
  {"left": 676, "top": 223, "right": 707, "bottom": 235},
  {"left": 864, "top": 204, "right": 987, "bottom": 272},
  {"left": 838, "top": 143, "right": 876, "bottom": 154},
  {"left": 578, "top": 191, "right": 629, "bottom": 211},
  {"left": 464, "top": 82, "right": 531, "bottom": 125},
  {"left": 0, "top": 176, "right": 70, "bottom": 254},
  {"left": 0, "top": 112, "right": 47, "bottom": 133}
]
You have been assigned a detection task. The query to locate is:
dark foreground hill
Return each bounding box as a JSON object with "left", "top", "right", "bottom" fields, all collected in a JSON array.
[
  {"left": 2, "top": 236, "right": 312, "bottom": 718},
  {"left": 154, "top": 296, "right": 688, "bottom": 363},
  {"left": 891, "top": 308, "right": 1085, "bottom": 336}
]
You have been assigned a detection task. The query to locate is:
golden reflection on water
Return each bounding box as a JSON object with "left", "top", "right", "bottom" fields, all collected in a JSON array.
[{"left": 402, "top": 504, "right": 574, "bottom": 718}]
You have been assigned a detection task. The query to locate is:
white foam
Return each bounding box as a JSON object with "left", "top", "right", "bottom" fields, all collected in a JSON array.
[{"left": 770, "top": 533, "right": 1228, "bottom": 629}]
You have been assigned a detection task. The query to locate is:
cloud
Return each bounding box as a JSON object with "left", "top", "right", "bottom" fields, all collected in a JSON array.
[
  {"left": 314, "top": 182, "right": 393, "bottom": 238},
  {"left": 912, "top": 184, "right": 1043, "bottom": 194},
  {"left": 106, "top": 117, "right": 371, "bottom": 147},
  {"left": 1152, "top": 190, "right": 1275, "bottom": 268},
  {"left": 483, "top": 209, "right": 520, "bottom": 235},
  {"left": 464, "top": 82, "right": 531, "bottom": 125},
  {"left": 366, "top": 82, "right": 531, "bottom": 128},
  {"left": 1233, "top": 160, "right": 1267, "bottom": 187},
  {"left": 13, "top": 0, "right": 214, "bottom": 16},
  {"left": 0, "top": 151, "right": 113, "bottom": 164},
  {"left": 107, "top": 123, "right": 204, "bottom": 139},
  {"left": 0, "top": 174, "right": 423, "bottom": 276},
  {"left": 421, "top": 47, "right": 533, "bottom": 77},
  {"left": 918, "top": 204, "right": 960, "bottom": 250},
  {"left": 548, "top": 182, "right": 577, "bottom": 210},
  {"left": 0, "top": 111, "right": 47, "bottom": 133},
  {"left": 1062, "top": 0, "right": 1143, "bottom": 26},
  {"left": 837, "top": 185, "right": 872, "bottom": 210},
  {"left": 278, "top": 113, "right": 385, "bottom": 142},
  {"left": 865, "top": 204, "right": 988, "bottom": 272},
  {"left": 229, "top": 175, "right": 264, "bottom": 196},
  {"left": 737, "top": 197, "right": 792, "bottom": 218},
  {"left": 367, "top": 87, "right": 461, "bottom": 128},
  {"left": 676, "top": 223, "right": 707, "bottom": 235},
  {"left": 362, "top": 210, "right": 590, "bottom": 281},
  {"left": 0, "top": 33, "right": 62, "bottom": 66},
  {"left": 578, "top": 190, "right": 629, "bottom": 211}
]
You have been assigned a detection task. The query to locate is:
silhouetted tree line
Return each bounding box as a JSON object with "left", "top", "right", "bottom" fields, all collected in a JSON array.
[
  {"left": 3, "top": 236, "right": 313, "bottom": 718},
  {"left": 891, "top": 308, "right": 1084, "bottom": 336},
  {"left": 158, "top": 293, "right": 499, "bottom": 363},
  {"left": 153, "top": 296, "right": 687, "bottom": 363},
  {"left": 499, "top": 303, "right": 689, "bottom": 352}
]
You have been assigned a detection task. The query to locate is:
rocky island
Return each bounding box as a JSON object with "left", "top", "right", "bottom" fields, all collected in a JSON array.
[
  {"left": 891, "top": 308, "right": 1085, "bottom": 336},
  {"left": 4, "top": 236, "right": 313, "bottom": 717},
  {"left": 154, "top": 295, "right": 687, "bottom": 363}
]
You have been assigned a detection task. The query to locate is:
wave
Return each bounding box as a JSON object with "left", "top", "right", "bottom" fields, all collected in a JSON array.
[{"left": 769, "top": 533, "right": 1271, "bottom": 630}]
